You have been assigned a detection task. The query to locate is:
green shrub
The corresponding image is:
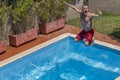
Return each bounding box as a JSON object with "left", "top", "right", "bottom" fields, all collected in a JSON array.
[
  {"left": 9, "top": 0, "right": 35, "bottom": 35},
  {"left": 0, "top": 0, "right": 71, "bottom": 36},
  {"left": 34, "top": 0, "right": 70, "bottom": 23},
  {"left": 0, "top": 1, "right": 8, "bottom": 41}
]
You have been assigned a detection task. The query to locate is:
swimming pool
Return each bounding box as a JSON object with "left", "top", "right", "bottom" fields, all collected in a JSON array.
[{"left": 0, "top": 33, "right": 120, "bottom": 80}]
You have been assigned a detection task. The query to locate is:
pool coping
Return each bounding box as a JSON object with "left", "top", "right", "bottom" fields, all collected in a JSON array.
[
  {"left": 116, "top": 76, "right": 120, "bottom": 80},
  {"left": 0, "top": 33, "right": 120, "bottom": 80}
]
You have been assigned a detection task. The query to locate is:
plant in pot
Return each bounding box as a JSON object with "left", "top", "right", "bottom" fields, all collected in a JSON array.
[
  {"left": 8, "top": 0, "right": 38, "bottom": 47},
  {"left": 37, "top": 0, "right": 70, "bottom": 34},
  {"left": 0, "top": 1, "right": 8, "bottom": 53}
]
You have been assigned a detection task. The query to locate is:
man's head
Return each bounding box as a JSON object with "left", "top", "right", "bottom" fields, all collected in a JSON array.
[{"left": 82, "top": 5, "right": 89, "bottom": 13}]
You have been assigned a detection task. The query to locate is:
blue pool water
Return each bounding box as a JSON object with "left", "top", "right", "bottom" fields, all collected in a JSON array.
[{"left": 0, "top": 37, "right": 120, "bottom": 80}]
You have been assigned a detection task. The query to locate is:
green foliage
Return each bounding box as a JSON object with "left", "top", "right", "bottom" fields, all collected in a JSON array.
[
  {"left": 92, "top": 14, "right": 120, "bottom": 39},
  {"left": 9, "top": 0, "right": 35, "bottom": 35},
  {"left": 0, "top": 1, "right": 7, "bottom": 29},
  {"left": 0, "top": 1, "right": 8, "bottom": 41},
  {"left": 10, "top": 0, "right": 32, "bottom": 24},
  {"left": 35, "top": 0, "right": 70, "bottom": 23},
  {"left": 67, "top": 17, "right": 82, "bottom": 27},
  {"left": 0, "top": 0, "right": 71, "bottom": 35}
]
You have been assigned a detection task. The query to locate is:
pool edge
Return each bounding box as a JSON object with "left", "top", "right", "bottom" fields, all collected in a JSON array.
[
  {"left": 0, "top": 33, "right": 120, "bottom": 67},
  {"left": 0, "top": 33, "right": 71, "bottom": 67},
  {"left": 116, "top": 76, "right": 120, "bottom": 80}
]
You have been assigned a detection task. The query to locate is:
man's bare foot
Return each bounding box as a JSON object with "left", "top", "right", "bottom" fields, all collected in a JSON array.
[
  {"left": 85, "top": 41, "right": 89, "bottom": 46},
  {"left": 74, "top": 38, "right": 79, "bottom": 42}
]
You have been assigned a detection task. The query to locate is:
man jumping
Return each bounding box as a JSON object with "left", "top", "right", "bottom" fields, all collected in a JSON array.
[{"left": 65, "top": 2, "right": 102, "bottom": 46}]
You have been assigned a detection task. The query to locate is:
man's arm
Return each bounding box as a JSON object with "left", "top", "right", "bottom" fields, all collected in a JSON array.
[
  {"left": 91, "top": 11, "right": 102, "bottom": 18},
  {"left": 64, "top": 2, "right": 81, "bottom": 13}
]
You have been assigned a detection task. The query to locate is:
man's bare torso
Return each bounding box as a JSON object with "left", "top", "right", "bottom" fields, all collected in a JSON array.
[{"left": 80, "top": 12, "right": 92, "bottom": 31}]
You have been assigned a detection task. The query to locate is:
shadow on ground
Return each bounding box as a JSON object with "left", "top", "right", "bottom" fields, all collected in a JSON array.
[{"left": 110, "top": 27, "right": 120, "bottom": 42}]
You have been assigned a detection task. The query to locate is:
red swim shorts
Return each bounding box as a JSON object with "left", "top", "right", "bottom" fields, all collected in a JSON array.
[{"left": 76, "top": 28, "right": 94, "bottom": 42}]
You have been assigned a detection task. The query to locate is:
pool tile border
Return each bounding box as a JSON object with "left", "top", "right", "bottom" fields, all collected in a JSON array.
[
  {"left": 69, "top": 33, "right": 120, "bottom": 51},
  {"left": 1, "top": 33, "right": 120, "bottom": 67},
  {"left": 0, "top": 33, "right": 70, "bottom": 67},
  {"left": 115, "top": 76, "right": 120, "bottom": 80}
]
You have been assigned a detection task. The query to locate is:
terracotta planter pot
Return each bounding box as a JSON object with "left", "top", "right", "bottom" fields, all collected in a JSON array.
[
  {"left": 25, "top": 28, "right": 38, "bottom": 42},
  {"left": 0, "top": 40, "right": 7, "bottom": 53},
  {"left": 9, "top": 28, "right": 38, "bottom": 47},
  {"left": 57, "top": 18, "right": 65, "bottom": 28},
  {"left": 39, "top": 18, "right": 65, "bottom": 34}
]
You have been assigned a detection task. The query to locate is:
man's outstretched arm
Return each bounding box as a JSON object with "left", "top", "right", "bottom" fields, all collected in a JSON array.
[
  {"left": 91, "top": 11, "right": 102, "bottom": 18},
  {"left": 64, "top": 2, "right": 81, "bottom": 13}
]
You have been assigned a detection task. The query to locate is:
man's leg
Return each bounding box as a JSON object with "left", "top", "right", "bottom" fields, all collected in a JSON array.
[
  {"left": 85, "top": 28, "right": 94, "bottom": 46},
  {"left": 90, "top": 36, "right": 95, "bottom": 45},
  {"left": 74, "top": 29, "right": 85, "bottom": 41}
]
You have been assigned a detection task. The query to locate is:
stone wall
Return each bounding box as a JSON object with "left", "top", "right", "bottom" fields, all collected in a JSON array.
[
  {"left": 66, "top": 0, "right": 83, "bottom": 21},
  {"left": 89, "top": 0, "right": 120, "bottom": 14},
  {"left": 66, "top": 0, "right": 120, "bottom": 21}
]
